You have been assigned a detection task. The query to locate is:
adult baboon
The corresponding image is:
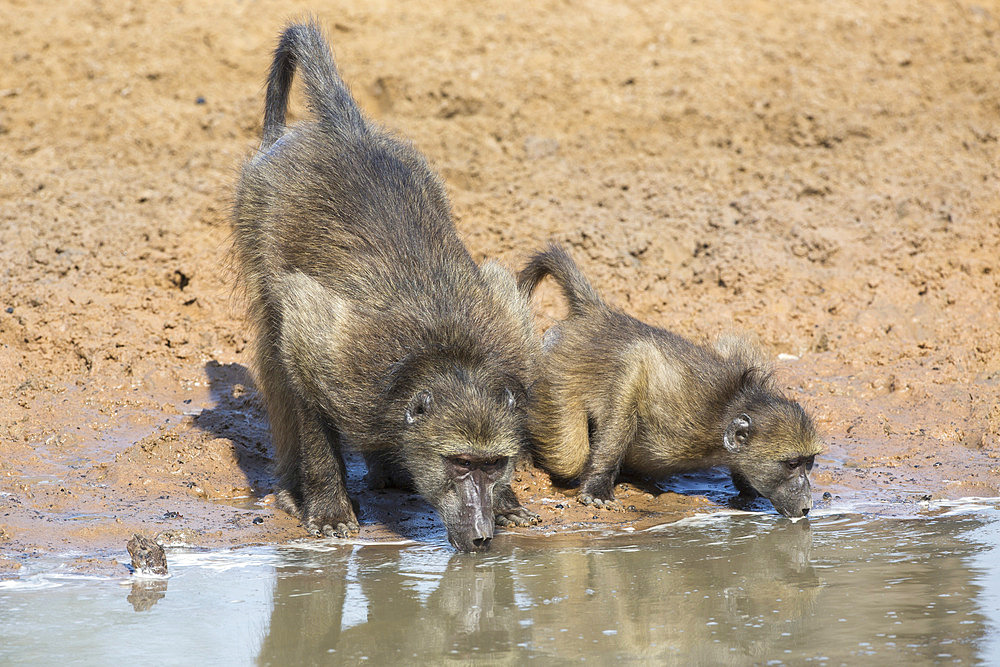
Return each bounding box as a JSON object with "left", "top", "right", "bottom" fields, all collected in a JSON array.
[{"left": 232, "top": 22, "right": 538, "bottom": 551}]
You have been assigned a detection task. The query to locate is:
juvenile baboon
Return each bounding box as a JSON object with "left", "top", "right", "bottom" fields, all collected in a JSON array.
[
  {"left": 231, "top": 22, "right": 538, "bottom": 551},
  {"left": 518, "top": 245, "right": 821, "bottom": 518}
]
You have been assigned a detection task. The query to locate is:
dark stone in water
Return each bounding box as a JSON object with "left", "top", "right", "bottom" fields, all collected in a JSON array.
[
  {"left": 822, "top": 492, "right": 832, "bottom": 500},
  {"left": 127, "top": 533, "right": 168, "bottom": 576}
]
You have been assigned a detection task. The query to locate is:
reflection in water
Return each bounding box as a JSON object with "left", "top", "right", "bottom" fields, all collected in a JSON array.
[
  {"left": 127, "top": 579, "right": 167, "bottom": 612},
  {"left": 0, "top": 507, "right": 997, "bottom": 664},
  {"left": 256, "top": 510, "right": 995, "bottom": 663}
]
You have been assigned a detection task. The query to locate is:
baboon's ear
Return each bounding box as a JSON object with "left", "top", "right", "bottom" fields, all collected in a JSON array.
[
  {"left": 500, "top": 377, "right": 527, "bottom": 410},
  {"left": 503, "top": 386, "right": 517, "bottom": 410},
  {"left": 723, "top": 413, "right": 752, "bottom": 453},
  {"left": 405, "top": 390, "right": 433, "bottom": 425}
]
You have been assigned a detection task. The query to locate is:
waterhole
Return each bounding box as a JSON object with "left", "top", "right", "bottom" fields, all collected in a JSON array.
[{"left": 2, "top": 500, "right": 999, "bottom": 664}]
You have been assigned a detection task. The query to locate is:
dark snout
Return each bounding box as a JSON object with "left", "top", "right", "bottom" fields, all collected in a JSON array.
[
  {"left": 445, "top": 471, "right": 496, "bottom": 552},
  {"left": 770, "top": 474, "right": 813, "bottom": 518},
  {"left": 775, "top": 501, "right": 812, "bottom": 518},
  {"left": 446, "top": 508, "right": 494, "bottom": 552}
]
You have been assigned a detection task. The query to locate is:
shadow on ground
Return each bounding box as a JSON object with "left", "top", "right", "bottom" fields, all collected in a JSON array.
[{"left": 195, "top": 360, "right": 450, "bottom": 546}]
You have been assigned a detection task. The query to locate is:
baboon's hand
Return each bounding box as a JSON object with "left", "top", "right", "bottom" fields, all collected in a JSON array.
[
  {"left": 578, "top": 492, "right": 625, "bottom": 512},
  {"left": 305, "top": 515, "right": 360, "bottom": 538},
  {"left": 495, "top": 506, "right": 541, "bottom": 527},
  {"left": 302, "top": 500, "right": 360, "bottom": 538}
]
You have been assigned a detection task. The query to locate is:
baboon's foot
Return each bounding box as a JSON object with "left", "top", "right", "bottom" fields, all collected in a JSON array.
[
  {"left": 578, "top": 492, "right": 625, "bottom": 512},
  {"left": 302, "top": 497, "right": 360, "bottom": 538},
  {"left": 578, "top": 476, "right": 625, "bottom": 511},
  {"left": 495, "top": 506, "right": 541, "bottom": 527}
]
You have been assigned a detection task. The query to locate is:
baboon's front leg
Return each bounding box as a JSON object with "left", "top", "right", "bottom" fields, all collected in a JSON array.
[
  {"left": 297, "top": 405, "right": 359, "bottom": 538},
  {"left": 577, "top": 408, "right": 637, "bottom": 512}
]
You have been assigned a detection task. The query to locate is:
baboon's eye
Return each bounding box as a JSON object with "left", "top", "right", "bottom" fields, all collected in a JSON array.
[
  {"left": 805, "top": 455, "right": 816, "bottom": 471},
  {"left": 449, "top": 457, "right": 474, "bottom": 470},
  {"left": 481, "top": 457, "right": 508, "bottom": 472},
  {"left": 784, "top": 458, "right": 803, "bottom": 471}
]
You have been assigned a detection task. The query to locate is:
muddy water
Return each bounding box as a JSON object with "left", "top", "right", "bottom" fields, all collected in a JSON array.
[{"left": 2, "top": 502, "right": 999, "bottom": 665}]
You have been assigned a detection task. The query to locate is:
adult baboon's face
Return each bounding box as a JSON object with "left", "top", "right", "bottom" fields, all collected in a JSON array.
[{"left": 401, "top": 382, "right": 524, "bottom": 552}]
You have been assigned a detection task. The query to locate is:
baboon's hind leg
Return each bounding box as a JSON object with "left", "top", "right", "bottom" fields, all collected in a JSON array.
[{"left": 577, "top": 408, "right": 638, "bottom": 512}]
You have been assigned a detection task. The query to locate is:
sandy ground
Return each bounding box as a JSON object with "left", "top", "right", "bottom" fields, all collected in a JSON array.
[{"left": 1, "top": 0, "right": 999, "bottom": 576}]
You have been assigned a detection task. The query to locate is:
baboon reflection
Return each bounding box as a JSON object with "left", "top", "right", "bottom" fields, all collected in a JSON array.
[
  {"left": 257, "top": 520, "right": 817, "bottom": 663},
  {"left": 257, "top": 547, "right": 519, "bottom": 664},
  {"left": 257, "top": 515, "right": 989, "bottom": 663}
]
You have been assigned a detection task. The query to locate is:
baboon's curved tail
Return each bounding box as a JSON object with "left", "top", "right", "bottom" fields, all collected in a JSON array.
[
  {"left": 517, "top": 244, "right": 604, "bottom": 318},
  {"left": 261, "top": 20, "right": 365, "bottom": 150}
]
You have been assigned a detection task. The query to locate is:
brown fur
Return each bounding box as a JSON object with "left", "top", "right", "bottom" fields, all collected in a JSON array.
[
  {"left": 231, "top": 22, "right": 538, "bottom": 550},
  {"left": 518, "top": 244, "right": 822, "bottom": 517}
]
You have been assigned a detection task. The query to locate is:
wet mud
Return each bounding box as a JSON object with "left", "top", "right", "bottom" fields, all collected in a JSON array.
[{"left": 1, "top": 1, "right": 999, "bottom": 574}]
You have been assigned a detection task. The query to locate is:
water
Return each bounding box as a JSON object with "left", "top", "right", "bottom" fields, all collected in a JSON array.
[{"left": 3, "top": 501, "right": 1000, "bottom": 665}]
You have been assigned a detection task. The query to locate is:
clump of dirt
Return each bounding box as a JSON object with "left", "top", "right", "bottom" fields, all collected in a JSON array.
[{"left": 1, "top": 1, "right": 999, "bottom": 569}]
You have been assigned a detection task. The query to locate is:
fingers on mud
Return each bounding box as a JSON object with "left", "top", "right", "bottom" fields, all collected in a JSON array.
[
  {"left": 578, "top": 493, "right": 625, "bottom": 512},
  {"left": 496, "top": 509, "right": 541, "bottom": 527},
  {"left": 306, "top": 518, "right": 360, "bottom": 538}
]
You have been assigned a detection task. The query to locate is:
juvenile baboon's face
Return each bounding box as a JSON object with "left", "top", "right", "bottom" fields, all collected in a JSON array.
[
  {"left": 399, "top": 380, "right": 523, "bottom": 552},
  {"left": 724, "top": 399, "right": 822, "bottom": 518},
  {"left": 740, "top": 454, "right": 817, "bottom": 518}
]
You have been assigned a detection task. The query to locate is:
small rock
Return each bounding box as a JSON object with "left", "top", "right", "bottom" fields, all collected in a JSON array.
[
  {"left": 127, "top": 534, "right": 168, "bottom": 576},
  {"left": 163, "top": 511, "right": 182, "bottom": 519},
  {"left": 252, "top": 516, "right": 264, "bottom": 525},
  {"left": 195, "top": 96, "right": 206, "bottom": 105},
  {"left": 822, "top": 492, "right": 832, "bottom": 500},
  {"left": 4, "top": 307, "right": 12, "bottom": 314}
]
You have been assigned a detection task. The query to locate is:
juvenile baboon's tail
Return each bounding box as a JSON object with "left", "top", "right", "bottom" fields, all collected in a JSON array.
[
  {"left": 261, "top": 20, "right": 365, "bottom": 149},
  {"left": 517, "top": 244, "right": 604, "bottom": 318}
]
